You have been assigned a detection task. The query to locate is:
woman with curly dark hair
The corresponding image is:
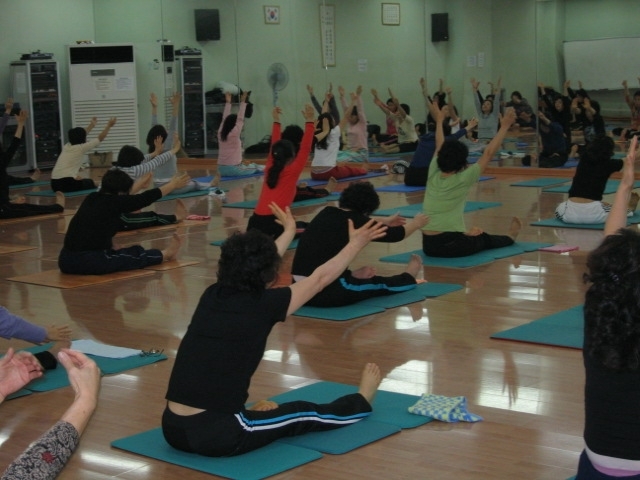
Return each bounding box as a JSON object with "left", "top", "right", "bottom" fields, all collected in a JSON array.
[
  {"left": 291, "top": 181, "right": 429, "bottom": 307},
  {"left": 217, "top": 91, "right": 263, "bottom": 177},
  {"left": 163, "top": 203, "right": 386, "bottom": 457},
  {"left": 556, "top": 135, "right": 639, "bottom": 224},
  {"left": 577, "top": 136, "right": 640, "bottom": 479}
]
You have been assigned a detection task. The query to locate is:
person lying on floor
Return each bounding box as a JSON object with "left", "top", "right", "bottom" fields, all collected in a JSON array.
[
  {"left": 291, "top": 181, "right": 429, "bottom": 307},
  {"left": 58, "top": 169, "right": 190, "bottom": 275},
  {"left": 163, "top": 202, "right": 384, "bottom": 457}
]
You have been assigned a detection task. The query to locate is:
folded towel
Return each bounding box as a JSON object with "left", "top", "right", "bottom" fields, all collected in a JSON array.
[{"left": 408, "top": 394, "right": 483, "bottom": 422}]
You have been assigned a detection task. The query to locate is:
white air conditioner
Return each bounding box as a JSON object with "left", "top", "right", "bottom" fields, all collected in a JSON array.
[{"left": 67, "top": 44, "right": 139, "bottom": 155}]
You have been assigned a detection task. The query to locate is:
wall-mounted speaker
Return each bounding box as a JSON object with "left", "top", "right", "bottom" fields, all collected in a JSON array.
[
  {"left": 431, "top": 13, "right": 449, "bottom": 42},
  {"left": 195, "top": 9, "right": 220, "bottom": 42},
  {"left": 162, "top": 44, "right": 174, "bottom": 62}
]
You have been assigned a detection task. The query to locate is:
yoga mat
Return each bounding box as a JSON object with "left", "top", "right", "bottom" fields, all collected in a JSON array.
[
  {"left": 0, "top": 244, "right": 37, "bottom": 255},
  {"left": 367, "top": 156, "right": 394, "bottom": 163},
  {"left": 156, "top": 189, "right": 211, "bottom": 202},
  {"left": 112, "top": 427, "right": 322, "bottom": 480},
  {"left": 223, "top": 194, "right": 339, "bottom": 209},
  {"left": 298, "top": 171, "right": 387, "bottom": 187},
  {"left": 293, "top": 303, "right": 385, "bottom": 321},
  {"left": 270, "top": 382, "right": 433, "bottom": 430},
  {"left": 8, "top": 269, "right": 156, "bottom": 289},
  {"left": 374, "top": 201, "right": 501, "bottom": 218},
  {"left": 21, "top": 344, "right": 168, "bottom": 391},
  {"left": 479, "top": 175, "right": 495, "bottom": 181},
  {"left": 531, "top": 212, "right": 640, "bottom": 230},
  {"left": 192, "top": 173, "right": 263, "bottom": 183},
  {"left": 211, "top": 238, "right": 299, "bottom": 250},
  {"left": 6, "top": 389, "right": 32, "bottom": 400},
  {"left": 9, "top": 180, "right": 49, "bottom": 189},
  {"left": 490, "top": 305, "right": 583, "bottom": 349},
  {"left": 0, "top": 209, "right": 75, "bottom": 225},
  {"left": 379, "top": 242, "right": 552, "bottom": 269},
  {"left": 511, "top": 178, "right": 571, "bottom": 187},
  {"left": 25, "top": 188, "right": 97, "bottom": 197},
  {"left": 375, "top": 185, "right": 425, "bottom": 193},
  {"left": 543, "top": 180, "right": 640, "bottom": 194}
]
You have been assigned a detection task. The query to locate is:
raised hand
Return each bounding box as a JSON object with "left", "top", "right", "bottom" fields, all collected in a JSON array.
[
  {"left": 348, "top": 218, "right": 388, "bottom": 249},
  {"left": 0, "top": 348, "right": 43, "bottom": 400},
  {"left": 269, "top": 202, "right": 296, "bottom": 232},
  {"left": 302, "top": 104, "right": 315, "bottom": 122},
  {"left": 149, "top": 93, "right": 158, "bottom": 108}
]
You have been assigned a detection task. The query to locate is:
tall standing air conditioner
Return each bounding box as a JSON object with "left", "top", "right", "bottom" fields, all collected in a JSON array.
[{"left": 67, "top": 44, "right": 139, "bottom": 156}]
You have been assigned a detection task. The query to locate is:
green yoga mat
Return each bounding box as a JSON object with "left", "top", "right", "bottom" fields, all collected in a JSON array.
[
  {"left": 211, "top": 238, "right": 299, "bottom": 250},
  {"left": 20, "top": 344, "right": 167, "bottom": 392},
  {"left": 9, "top": 180, "right": 50, "bottom": 189},
  {"left": 379, "top": 242, "right": 552, "bottom": 269},
  {"left": 269, "top": 382, "right": 433, "bottom": 431},
  {"left": 374, "top": 201, "right": 501, "bottom": 218},
  {"left": 25, "top": 188, "right": 97, "bottom": 197},
  {"left": 156, "top": 189, "right": 211, "bottom": 202},
  {"left": 543, "top": 179, "right": 640, "bottom": 194},
  {"left": 510, "top": 178, "right": 570, "bottom": 187},
  {"left": 223, "top": 194, "right": 339, "bottom": 209},
  {"left": 532, "top": 212, "right": 640, "bottom": 230},
  {"left": 490, "top": 305, "right": 583, "bottom": 349},
  {"left": 294, "top": 303, "right": 385, "bottom": 321},
  {"left": 112, "top": 428, "right": 322, "bottom": 480}
]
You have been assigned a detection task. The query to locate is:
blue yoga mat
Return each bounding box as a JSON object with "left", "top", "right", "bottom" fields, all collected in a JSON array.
[
  {"left": 532, "top": 212, "right": 640, "bottom": 230},
  {"left": 9, "top": 180, "right": 50, "bottom": 189},
  {"left": 374, "top": 201, "right": 501, "bottom": 218},
  {"left": 479, "top": 175, "right": 495, "bottom": 182},
  {"left": 368, "top": 156, "right": 393, "bottom": 163},
  {"left": 294, "top": 303, "right": 385, "bottom": 321},
  {"left": 223, "top": 193, "right": 339, "bottom": 209},
  {"left": 25, "top": 188, "right": 97, "bottom": 197},
  {"left": 211, "top": 238, "right": 299, "bottom": 250},
  {"left": 375, "top": 184, "right": 425, "bottom": 193},
  {"left": 21, "top": 344, "right": 167, "bottom": 392},
  {"left": 156, "top": 190, "right": 211, "bottom": 202},
  {"left": 112, "top": 427, "right": 322, "bottom": 480},
  {"left": 511, "top": 178, "right": 571, "bottom": 187},
  {"left": 270, "top": 382, "right": 432, "bottom": 430},
  {"left": 298, "top": 171, "right": 388, "bottom": 187},
  {"left": 490, "top": 306, "right": 583, "bottom": 349},
  {"left": 379, "top": 242, "right": 552, "bottom": 269},
  {"left": 192, "top": 173, "right": 263, "bottom": 183},
  {"left": 543, "top": 179, "right": 640, "bottom": 194}
]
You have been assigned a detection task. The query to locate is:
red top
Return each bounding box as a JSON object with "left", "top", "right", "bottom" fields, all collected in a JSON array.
[{"left": 254, "top": 121, "right": 315, "bottom": 215}]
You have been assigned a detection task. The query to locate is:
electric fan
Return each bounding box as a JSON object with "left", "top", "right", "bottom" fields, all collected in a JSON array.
[{"left": 267, "top": 63, "right": 289, "bottom": 106}]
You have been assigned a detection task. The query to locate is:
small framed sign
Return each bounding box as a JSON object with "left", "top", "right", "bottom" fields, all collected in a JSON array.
[
  {"left": 264, "top": 6, "right": 280, "bottom": 24},
  {"left": 382, "top": 3, "right": 400, "bottom": 25}
]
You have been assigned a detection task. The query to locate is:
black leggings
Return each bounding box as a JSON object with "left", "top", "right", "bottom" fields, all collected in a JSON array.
[
  {"left": 119, "top": 212, "right": 177, "bottom": 231},
  {"left": 422, "top": 231, "right": 514, "bottom": 258},
  {"left": 162, "top": 393, "right": 371, "bottom": 457},
  {"left": 51, "top": 177, "right": 95, "bottom": 193},
  {"left": 0, "top": 202, "right": 63, "bottom": 219}
]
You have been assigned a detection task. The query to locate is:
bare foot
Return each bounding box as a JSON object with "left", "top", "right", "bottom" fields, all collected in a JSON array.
[
  {"left": 405, "top": 253, "right": 423, "bottom": 278},
  {"left": 352, "top": 266, "right": 376, "bottom": 279},
  {"left": 630, "top": 192, "right": 640, "bottom": 212},
  {"left": 209, "top": 173, "right": 220, "bottom": 188},
  {"left": 175, "top": 199, "right": 187, "bottom": 222},
  {"left": 508, "top": 217, "right": 522, "bottom": 241},
  {"left": 357, "top": 363, "right": 381, "bottom": 405},
  {"left": 55, "top": 191, "right": 65, "bottom": 209},
  {"left": 325, "top": 177, "right": 338, "bottom": 194},
  {"left": 10, "top": 195, "right": 26, "bottom": 204},
  {"left": 30, "top": 168, "right": 41, "bottom": 181},
  {"left": 248, "top": 399, "right": 279, "bottom": 411},
  {"left": 161, "top": 233, "right": 182, "bottom": 262}
]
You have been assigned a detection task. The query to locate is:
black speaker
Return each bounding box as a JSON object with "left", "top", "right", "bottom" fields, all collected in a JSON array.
[
  {"left": 431, "top": 13, "right": 449, "bottom": 42},
  {"left": 195, "top": 9, "right": 220, "bottom": 41},
  {"left": 162, "top": 44, "right": 174, "bottom": 62}
]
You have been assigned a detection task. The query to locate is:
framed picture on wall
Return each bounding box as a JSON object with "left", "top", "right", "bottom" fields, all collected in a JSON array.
[
  {"left": 264, "top": 6, "right": 280, "bottom": 24},
  {"left": 382, "top": 3, "right": 400, "bottom": 25}
]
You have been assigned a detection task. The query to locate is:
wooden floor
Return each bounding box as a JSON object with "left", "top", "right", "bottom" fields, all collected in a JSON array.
[{"left": 0, "top": 161, "right": 625, "bottom": 479}]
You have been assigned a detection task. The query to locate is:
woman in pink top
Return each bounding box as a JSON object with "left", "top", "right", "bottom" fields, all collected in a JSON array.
[
  {"left": 337, "top": 86, "right": 369, "bottom": 163},
  {"left": 217, "top": 92, "right": 263, "bottom": 177}
]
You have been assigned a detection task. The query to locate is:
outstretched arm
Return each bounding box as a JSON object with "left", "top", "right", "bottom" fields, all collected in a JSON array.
[
  {"left": 85, "top": 117, "right": 98, "bottom": 135},
  {"left": 97, "top": 118, "right": 117, "bottom": 142},
  {"left": 478, "top": 107, "right": 517, "bottom": 172},
  {"left": 605, "top": 136, "right": 637, "bottom": 236}
]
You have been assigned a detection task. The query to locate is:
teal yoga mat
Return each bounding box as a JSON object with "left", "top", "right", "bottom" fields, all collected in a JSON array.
[
  {"left": 6, "top": 389, "right": 32, "bottom": 400},
  {"left": 379, "top": 242, "right": 552, "bottom": 269},
  {"left": 223, "top": 193, "right": 339, "bottom": 209},
  {"left": 192, "top": 173, "right": 263, "bottom": 183},
  {"left": 112, "top": 427, "right": 322, "bottom": 480},
  {"left": 293, "top": 303, "right": 385, "bottom": 321},
  {"left": 156, "top": 189, "right": 211, "bottom": 202},
  {"left": 270, "top": 382, "right": 433, "bottom": 430},
  {"left": 211, "top": 238, "right": 299, "bottom": 250},
  {"left": 9, "top": 180, "right": 50, "bottom": 189},
  {"left": 532, "top": 212, "right": 640, "bottom": 230},
  {"left": 25, "top": 188, "right": 96, "bottom": 197},
  {"left": 511, "top": 178, "right": 571, "bottom": 187},
  {"left": 20, "top": 344, "right": 167, "bottom": 392},
  {"left": 374, "top": 201, "right": 501, "bottom": 218},
  {"left": 543, "top": 179, "right": 640, "bottom": 194},
  {"left": 490, "top": 305, "right": 583, "bottom": 349},
  {"left": 375, "top": 184, "right": 425, "bottom": 193},
  {"left": 299, "top": 171, "right": 388, "bottom": 187}
]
